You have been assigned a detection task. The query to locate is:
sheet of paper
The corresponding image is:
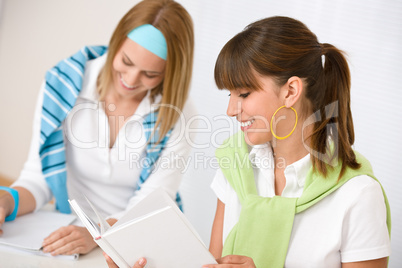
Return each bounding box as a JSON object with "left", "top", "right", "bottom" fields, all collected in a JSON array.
[
  {"left": 0, "top": 244, "right": 79, "bottom": 261},
  {"left": 0, "top": 210, "right": 76, "bottom": 251}
]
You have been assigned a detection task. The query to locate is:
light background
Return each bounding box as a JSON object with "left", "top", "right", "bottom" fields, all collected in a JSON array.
[{"left": 0, "top": 0, "right": 401, "bottom": 266}]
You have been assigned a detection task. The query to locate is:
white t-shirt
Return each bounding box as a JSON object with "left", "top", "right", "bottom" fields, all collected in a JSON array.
[
  {"left": 211, "top": 143, "right": 391, "bottom": 267},
  {"left": 13, "top": 53, "right": 198, "bottom": 219}
]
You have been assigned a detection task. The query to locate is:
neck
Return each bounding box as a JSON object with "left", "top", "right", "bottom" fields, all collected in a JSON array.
[
  {"left": 271, "top": 124, "right": 312, "bottom": 170},
  {"left": 271, "top": 124, "right": 311, "bottom": 196},
  {"left": 107, "top": 87, "right": 148, "bottom": 105}
]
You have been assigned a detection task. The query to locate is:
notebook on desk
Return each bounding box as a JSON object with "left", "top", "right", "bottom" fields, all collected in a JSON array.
[{"left": 0, "top": 210, "right": 78, "bottom": 260}]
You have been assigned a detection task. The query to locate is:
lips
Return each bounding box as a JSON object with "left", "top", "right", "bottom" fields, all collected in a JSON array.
[{"left": 240, "top": 119, "right": 255, "bottom": 131}]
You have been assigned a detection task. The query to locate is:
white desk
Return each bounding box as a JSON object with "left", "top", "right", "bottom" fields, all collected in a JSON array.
[
  {"left": 0, "top": 203, "right": 108, "bottom": 267},
  {"left": 0, "top": 247, "right": 108, "bottom": 267}
]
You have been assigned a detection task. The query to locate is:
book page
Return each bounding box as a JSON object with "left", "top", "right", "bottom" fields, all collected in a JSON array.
[
  {"left": 112, "top": 188, "right": 204, "bottom": 244},
  {"left": 111, "top": 188, "right": 171, "bottom": 229},
  {"left": 85, "top": 196, "right": 111, "bottom": 234},
  {"left": 103, "top": 206, "right": 217, "bottom": 267},
  {"left": 69, "top": 199, "right": 101, "bottom": 238}
]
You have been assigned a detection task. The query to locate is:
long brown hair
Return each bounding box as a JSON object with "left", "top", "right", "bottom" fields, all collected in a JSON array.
[
  {"left": 98, "top": 0, "right": 194, "bottom": 141},
  {"left": 214, "top": 16, "right": 360, "bottom": 178}
]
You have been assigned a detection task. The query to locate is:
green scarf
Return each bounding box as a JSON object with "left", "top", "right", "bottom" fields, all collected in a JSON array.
[{"left": 216, "top": 132, "right": 391, "bottom": 268}]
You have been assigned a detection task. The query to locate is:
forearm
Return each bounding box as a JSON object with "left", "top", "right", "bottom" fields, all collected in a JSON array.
[
  {"left": 342, "top": 257, "right": 388, "bottom": 268},
  {"left": 0, "top": 186, "right": 35, "bottom": 221},
  {"left": 0, "top": 191, "right": 15, "bottom": 218},
  {"left": 209, "top": 199, "right": 225, "bottom": 259},
  {"left": 15, "top": 186, "right": 36, "bottom": 215}
]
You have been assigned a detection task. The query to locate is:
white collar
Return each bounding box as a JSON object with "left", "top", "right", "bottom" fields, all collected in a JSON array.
[
  {"left": 249, "top": 143, "right": 311, "bottom": 190},
  {"left": 284, "top": 153, "right": 311, "bottom": 188}
]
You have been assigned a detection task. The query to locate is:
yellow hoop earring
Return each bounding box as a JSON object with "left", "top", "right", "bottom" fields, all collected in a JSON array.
[{"left": 270, "top": 106, "right": 298, "bottom": 140}]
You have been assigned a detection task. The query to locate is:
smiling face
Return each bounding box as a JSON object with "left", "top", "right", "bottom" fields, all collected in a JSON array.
[
  {"left": 226, "top": 75, "right": 293, "bottom": 146},
  {"left": 112, "top": 38, "right": 166, "bottom": 101}
]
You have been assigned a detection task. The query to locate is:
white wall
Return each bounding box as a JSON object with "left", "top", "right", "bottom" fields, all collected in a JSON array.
[
  {"left": 0, "top": 0, "right": 3, "bottom": 23},
  {"left": 0, "top": 0, "right": 401, "bottom": 266}
]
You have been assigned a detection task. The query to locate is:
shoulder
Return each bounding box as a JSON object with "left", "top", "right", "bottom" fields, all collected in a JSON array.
[
  {"left": 79, "top": 53, "right": 108, "bottom": 100},
  {"left": 339, "top": 175, "right": 383, "bottom": 199},
  {"left": 335, "top": 175, "right": 389, "bottom": 236},
  {"left": 335, "top": 175, "right": 385, "bottom": 209},
  {"left": 309, "top": 174, "right": 387, "bottom": 221},
  {"left": 338, "top": 175, "right": 391, "bottom": 261}
]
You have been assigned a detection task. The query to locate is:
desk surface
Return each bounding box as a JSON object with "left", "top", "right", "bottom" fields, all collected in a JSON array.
[
  {"left": 0, "top": 204, "right": 108, "bottom": 267},
  {"left": 0, "top": 247, "right": 108, "bottom": 267}
]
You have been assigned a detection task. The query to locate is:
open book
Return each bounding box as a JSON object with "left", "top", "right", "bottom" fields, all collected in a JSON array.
[
  {"left": 69, "top": 188, "right": 217, "bottom": 268},
  {"left": 0, "top": 210, "right": 78, "bottom": 260}
]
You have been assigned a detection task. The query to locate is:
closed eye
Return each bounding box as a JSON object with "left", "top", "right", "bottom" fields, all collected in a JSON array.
[
  {"left": 239, "top": 92, "right": 250, "bottom": 98},
  {"left": 144, "top": 72, "right": 159, "bottom": 79},
  {"left": 122, "top": 52, "right": 134, "bottom": 66},
  {"left": 122, "top": 57, "right": 133, "bottom": 66}
]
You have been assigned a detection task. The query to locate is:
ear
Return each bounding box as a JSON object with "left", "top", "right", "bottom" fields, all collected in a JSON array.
[{"left": 282, "top": 76, "right": 303, "bottom": 108}]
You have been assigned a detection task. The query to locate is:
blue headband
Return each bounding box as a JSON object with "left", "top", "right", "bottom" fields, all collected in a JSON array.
[{"left": 127, "top": 24, "right": 167, "bottom": 60}]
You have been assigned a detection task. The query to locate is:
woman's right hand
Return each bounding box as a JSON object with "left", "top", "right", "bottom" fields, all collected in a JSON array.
[
  {"left": 103, "top": 252, "right": 147, "bottom": 268},
  {"left": 0, "top": 186, "right": 36, "bottom": 235},
  {"left": 0, "top": 191, "right": 15, "bottom": 235},
  {"left": 203, "top": 255, "right": 256, "bottom": 268}
]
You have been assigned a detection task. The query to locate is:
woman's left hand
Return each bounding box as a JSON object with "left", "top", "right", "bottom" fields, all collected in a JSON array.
[
  {"left": 203, "top": 255, "right": 256, "bottom": 268},
  {"left": 42, "top": 225, "right": 97, "bottom": 255}
]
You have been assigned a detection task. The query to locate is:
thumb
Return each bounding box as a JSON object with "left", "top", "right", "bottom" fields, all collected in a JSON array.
[{"left": 133, "top": 257, "right": 147, "bottom": 268}]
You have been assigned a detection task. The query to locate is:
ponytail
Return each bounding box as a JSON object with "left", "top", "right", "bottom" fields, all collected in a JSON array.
[
  {"left": 213, "top": 16, "right": 361, "bottom": 179},
  {"left": 308, "top": 43, "right": 360, "bottom": 179}
]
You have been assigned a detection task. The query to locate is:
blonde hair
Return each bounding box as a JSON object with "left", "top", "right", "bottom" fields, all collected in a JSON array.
[{"left": 97, "top": 0, "right": 194, "bottom": 141}]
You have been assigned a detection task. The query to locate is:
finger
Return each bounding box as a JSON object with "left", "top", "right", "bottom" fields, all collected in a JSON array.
[
  {"left": 217, "top": 255, "right": 250, "bottom": 264},
  {"left": 202, "top": 264, "right": 234, "bottom": 268},
  {"left": 42, "top": 226, "right": 72, "bottom": 247},
  {"left": 102, "top": 253, "right": 147, "bottom": 268},
  {"left": 45, "top": 227, "right": 96, "bottom": 255},
  {"left": 0, "top": 207, "right": 6, "bottom": 227},
  {"left": 48, "top": 241, "right": 85, "bottom": 256},
  {"left": 133, "top": 257, "right": 147, "bottom": 268},
  {"left": 45, "top": 226, "right": 96, "bottom": 255},
  {"left": 43, "top": 235, "right": 72, "bottom": 254},
  {"left": 43, "top": 227, "right": 79, "bottom": 255},
  {"left": 103, "top": 252, "right": 119, "bottom": 268}
]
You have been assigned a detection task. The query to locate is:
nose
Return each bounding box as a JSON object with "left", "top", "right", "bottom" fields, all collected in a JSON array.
[
  {"left": 123, "top": 68, "right": 141, "bottom": 86},
  {"left": 226, "top": 95, "right": 241, "bottom": 118}
]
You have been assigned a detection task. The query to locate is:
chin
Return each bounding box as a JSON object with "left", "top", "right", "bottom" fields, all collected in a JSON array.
[{"left": 243, "top": 131, "right": 270, "bottom": 146}]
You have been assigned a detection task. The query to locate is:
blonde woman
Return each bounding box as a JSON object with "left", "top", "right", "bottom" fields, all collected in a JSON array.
[{"left": 0, "top": 0, "right": 195, "bottom": 256}]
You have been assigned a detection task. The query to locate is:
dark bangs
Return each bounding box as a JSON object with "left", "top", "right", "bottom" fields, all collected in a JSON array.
[{"left": 214, "top": 32, "right": 262, "bottom": 91}]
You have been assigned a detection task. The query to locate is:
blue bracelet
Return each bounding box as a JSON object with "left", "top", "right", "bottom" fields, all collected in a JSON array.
[{"left": 0, "top": 186, "right": 19, "bottom": 221}]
